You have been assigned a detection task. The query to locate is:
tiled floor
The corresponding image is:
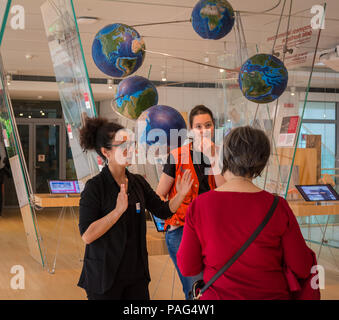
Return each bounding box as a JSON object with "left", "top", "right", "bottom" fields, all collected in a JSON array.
[{"left": 0, "top": 208, "right": 337, "bottom": 300}]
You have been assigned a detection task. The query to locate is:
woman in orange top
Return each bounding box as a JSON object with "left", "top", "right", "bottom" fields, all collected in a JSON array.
[{"left": 156, "top": 105, "right": 225, "bottom": 299}]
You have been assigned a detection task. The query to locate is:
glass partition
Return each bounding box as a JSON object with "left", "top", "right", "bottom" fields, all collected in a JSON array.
[{"left": 41, "top": 0, "right": 99, "bottom": 185}]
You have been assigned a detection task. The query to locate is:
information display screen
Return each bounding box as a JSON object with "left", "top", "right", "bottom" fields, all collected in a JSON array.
[
  {"left": 296, "top": 184, "right": 339, "bottom": 202},
  {"left": 48, "top": 180, "right": 81, "bottom": 194}
]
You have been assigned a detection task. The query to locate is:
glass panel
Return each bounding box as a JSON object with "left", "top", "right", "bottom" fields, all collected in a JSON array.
[
  {"left": 298, "top": 123, "right": 336, "bottom": 171},
  {"left": 13, "top": 100, "right": 63, "bottom": 119},
  {"left": 18, "top": 125, "right": 29, "bottom": 166},
  {"left": 0, "top": 0, "right": 11, "bottom": 45},
  {"left": 41, "top": 0, "right": 99, "bottom": 185},
  {"left": 299, "top": 101, "right": 336, "bottom": 120},
  {"left": 35, "top": 125, "right": 60, "bottom": 193},
  {"left": 66, "top": 128, "right": 76, "bottom": 180},
  {"left": 0, "top": 51, "right": 45, "bottom": 265}
]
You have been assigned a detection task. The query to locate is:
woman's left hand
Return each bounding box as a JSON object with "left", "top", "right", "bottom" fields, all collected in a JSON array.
[{"left": 176, "top": 170, "right": 193, "bottom": 197}]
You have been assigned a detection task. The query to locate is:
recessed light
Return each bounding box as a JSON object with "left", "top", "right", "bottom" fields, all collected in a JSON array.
[
  {"left": 25, "top": 54, "right": 34, "bottom": 60},
  {"left": 77, "top": 16, "right": 99, "bottom": 25},
  {"left": 37, "top": 96, "right": 43, "bottom": 99}
]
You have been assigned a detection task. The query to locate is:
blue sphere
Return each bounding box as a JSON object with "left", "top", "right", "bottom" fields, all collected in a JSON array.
[
  {"left": 137, "top": 105, "right": 187, "bottom": 149},
  {"left": 92, "top": 23, "right": 145, "bottom": 78},
  {"left": 238, "top": 54, "right": 288, "bottom": 104},
  {"left": 191, "top": 0, "right": 235, "bottom": 40},
  {"left": 114, "top": 76, "right": 158, "bottom": 120}
]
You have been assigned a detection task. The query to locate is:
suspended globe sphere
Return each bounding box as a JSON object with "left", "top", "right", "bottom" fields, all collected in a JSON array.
[
  {"left": 92, "top": 23, "right": 145, "bottom": 78},
  {"left": 238, "top": 54, "right": 288, "bottom": 104},
  {"left": 113, "top": 76, "right": 158, "bottom": 120},
  {"left": 191, "top": 0, "right": 235, "bottom": 40},
  {"left": 137, "top": 105, "right": 187, "bottom": 150}
]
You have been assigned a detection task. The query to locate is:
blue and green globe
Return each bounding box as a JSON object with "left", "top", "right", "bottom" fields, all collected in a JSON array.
[
  {"left": 238, "top": 54, "right": 288, "bottom": 104},
  {"left": 137, "top": 105, "right": 187, "bottom": 149},
  {"left": 92, "top": 23, "right": 145, "bottom": 78},
  {"left": 114, "top": 76, "right": 158, "bottom": 120},
  {"left": 191, "top": 0, "right": 235, "bottom": 40}
]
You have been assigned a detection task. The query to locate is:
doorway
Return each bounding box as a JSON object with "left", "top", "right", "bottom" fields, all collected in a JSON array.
[{"left": 4, "top": 118, "right": 73, "bottom": 206}]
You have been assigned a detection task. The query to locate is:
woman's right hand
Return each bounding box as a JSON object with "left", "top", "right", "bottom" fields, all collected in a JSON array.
[{"left": 115, "top": 183, "right": 128, "bottom": 215}]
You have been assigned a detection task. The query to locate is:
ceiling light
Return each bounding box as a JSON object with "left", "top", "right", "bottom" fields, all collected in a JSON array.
[
  {"left": 219, "top": 69, "right": 225, "bottom": 73},
  {"left": 77, "top": 16, "right": 99, "bottom": 25},
  {"left": 290, "top": 86, "right": 296, "bottom": 96},
  {"left": 6, "top": 74, "right": 11, "bottom": 85},
  {"left": 107, "top": 78, "right": 113, "bottom": 89},
  {"left": 28, "top": 115, "right": 31, "bottom": 119},
  {"left": 41, "top": 112, "right": 45, "bottom": 116},
  {"left": 37, "top": 95, "right": 43, "bottom": 99},
  {"left": 161, "top": 70, "right": 167, "bottom": 82},
  {"left": 19, "top": 113, "right": 23, "bottom": 117},
  {"left": 25, "top": 54, "right": 33, "bottom": 60}
]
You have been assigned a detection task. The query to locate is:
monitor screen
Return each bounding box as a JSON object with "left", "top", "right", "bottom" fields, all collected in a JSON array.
[
  {"left": 149, "top": 212, "right": 165, "bottom": 232},
  {"left": 295, "top": 184, "right": 339, "bottom": 202},
  {"left": 48, "top": 180, "right": 81, "bottom": 194}
]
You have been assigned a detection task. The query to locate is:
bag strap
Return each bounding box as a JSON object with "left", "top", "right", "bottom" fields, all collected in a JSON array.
[{"left": 199, "top": 195, "right": 280, "bottom": 296}]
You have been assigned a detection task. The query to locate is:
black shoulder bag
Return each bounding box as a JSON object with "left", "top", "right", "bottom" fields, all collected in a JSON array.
[{"left": 192, "top": 195, "right": 279, "bottom": 300}]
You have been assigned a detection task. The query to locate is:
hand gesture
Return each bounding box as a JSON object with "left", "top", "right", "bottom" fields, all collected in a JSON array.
[
  {"left": 115, "top": 182, "right": 128, "bottom": 215},
  {"left": 176, "top": 170, "right": 193, "bottom": 197}
]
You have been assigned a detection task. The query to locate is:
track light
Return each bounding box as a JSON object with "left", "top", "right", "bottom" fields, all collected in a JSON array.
[
  {"left": 6, "top": 74, "right": 12, "bottom": 86},
  {"left": 107, "top": 78, "right": 113, "bottom": 89},
  {"left": 290, "top": 86, "right": 296, "bottom": 96},
  {"left": 161, "top": 70, "right": 167, "bottom": 82}
]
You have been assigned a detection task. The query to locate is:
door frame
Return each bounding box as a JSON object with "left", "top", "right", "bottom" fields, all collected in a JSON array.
[{"left": 16, "top": 118, "right": 67, "bottom": 193}]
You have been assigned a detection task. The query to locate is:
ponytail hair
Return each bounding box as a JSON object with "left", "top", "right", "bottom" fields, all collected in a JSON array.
[{"left": 79, "top": 117, "right": 124, "bottom": 160}]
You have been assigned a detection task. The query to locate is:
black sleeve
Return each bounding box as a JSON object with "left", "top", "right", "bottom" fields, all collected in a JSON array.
[
  {"left": 162, "top": 153, "right": 176, "bottom": 178},
  {"left": 78, "top": 180, "right": 101, "bottom": 236},
  {"left": 137, "top": 175, "right": 173, "bottom": 220}
]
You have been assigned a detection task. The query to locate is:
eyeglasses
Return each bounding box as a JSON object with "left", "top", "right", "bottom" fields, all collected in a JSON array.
[{"left": 111, "top": 141, "right": 136, "bottom": 149}]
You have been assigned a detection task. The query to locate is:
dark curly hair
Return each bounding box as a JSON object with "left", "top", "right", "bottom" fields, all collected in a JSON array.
[
  {"left": 79, "top": 117, "right": 124, "bottom": 160},
  {"left": 222, "top": 126, "right": 271, "bottom": 178}
]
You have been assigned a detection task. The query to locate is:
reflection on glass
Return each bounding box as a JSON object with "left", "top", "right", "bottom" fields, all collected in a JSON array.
[{"left": 35, "top": 125, "right": 60, "bottom": 193}]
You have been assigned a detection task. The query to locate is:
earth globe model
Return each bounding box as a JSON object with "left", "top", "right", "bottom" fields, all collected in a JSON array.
[
  {"left": 137, "top": 105, "right": 187, "bottom": 150},
  {"left": 238, "top": 54, "right": 288, "bottom": 104},
  {"left": 92, "top": 23, "right": 145, "bottom": 78},
  {"left": 113, "top": 76, "right": 158, "bottom": 120},
  {"left": 191, "top": 0, "right": 235, "bottom": 40}
]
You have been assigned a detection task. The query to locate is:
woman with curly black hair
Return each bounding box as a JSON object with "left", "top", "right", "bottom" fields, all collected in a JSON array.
[{"left": 77, "top": 117, "right": 193, "bottom": 300}]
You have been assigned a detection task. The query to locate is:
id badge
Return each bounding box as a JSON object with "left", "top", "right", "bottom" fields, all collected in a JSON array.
[{"left": 136, "top": 202, "right": 141, "bottom": 213}]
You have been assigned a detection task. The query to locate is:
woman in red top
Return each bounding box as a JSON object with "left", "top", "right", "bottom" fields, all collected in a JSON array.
[{"left": 177, "top": 126, "right": 317, "bottom": 300}]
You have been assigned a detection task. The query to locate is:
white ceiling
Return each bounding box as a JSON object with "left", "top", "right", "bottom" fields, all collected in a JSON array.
[{"left": 2, "top": 0, "right": 339, "bottom": 101}]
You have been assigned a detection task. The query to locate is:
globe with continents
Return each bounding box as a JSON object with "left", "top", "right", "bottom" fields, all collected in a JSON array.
[
  {"left": 191, "top": 0, "right": 235, "bottom": 40},
  {"left": 114, "top": 76, "right": 158, "bottom": 120},
  {"left": 239, "top": 54, "right": 288, "bottom": 104},
  {"left": 137, "top": 105, "right": 187, "bottom": 150},
  {"left": 92, "top": 23, "right": 145, "bottom": 78}
]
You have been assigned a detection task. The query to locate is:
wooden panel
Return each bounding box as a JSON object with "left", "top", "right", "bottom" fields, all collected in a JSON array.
[
  {"left": 288, "top": 201, "right": 339, "bottom": 217},
  {"left": 276, "top": 148, "right": 317, "bottom": 185},
  {"left": 34, "top": 194, "right": 80, "bottom": 208},
  {"left": 306, "top": 135, "right": 322, "bottom": 182}
]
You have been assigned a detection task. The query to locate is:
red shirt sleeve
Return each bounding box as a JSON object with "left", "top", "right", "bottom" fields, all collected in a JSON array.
[
  {"left": 281, "top": 199, "right": 315, "bottom": 279},
  {"left": 177, "top": 200, "right": 203, "bottom": 276}
]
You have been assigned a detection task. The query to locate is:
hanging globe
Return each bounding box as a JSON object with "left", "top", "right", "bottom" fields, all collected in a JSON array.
[
  {"left": 191, "top": 0, "right": 235, "bottom": 40},
  {"left": 92, "top": 23, "right": 145, "bottom": 78},
  {"left": 137, "top": 105, "right": 187, "bottom": 150},
  {"left": 113, "top": 76, "right": 158, "bottom": 120},
  {"left": 238, "top": 54, "right": 288, "bottom": 104}
]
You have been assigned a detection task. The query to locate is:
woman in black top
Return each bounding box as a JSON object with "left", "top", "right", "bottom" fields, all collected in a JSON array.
[{"left": 77, "top": 117, "right": 193, "bottom": 300}]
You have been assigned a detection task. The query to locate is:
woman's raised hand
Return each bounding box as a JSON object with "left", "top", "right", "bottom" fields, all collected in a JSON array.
[
  {"left": 176, "top": 170, "right": 193, "bottom": 197},
  {"left": 115, "top": 182, "right": 128, "bottom": 215}
]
